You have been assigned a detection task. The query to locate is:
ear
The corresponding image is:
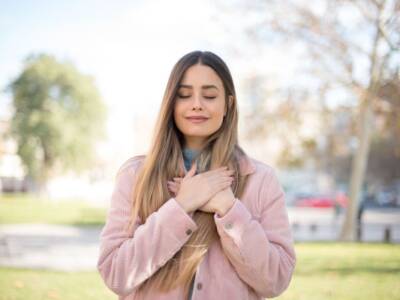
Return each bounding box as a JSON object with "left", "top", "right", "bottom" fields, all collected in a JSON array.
[
  {"left": 228, "top": 95, "right": 233, "bottom": 107},
  {"left": 224, "top": 95, "right": 234, "bottom": 116}
]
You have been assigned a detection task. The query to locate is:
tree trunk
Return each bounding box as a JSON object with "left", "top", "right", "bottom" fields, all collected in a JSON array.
[
  {"left": 339, "top": 12, "right": 382, "bottom": 241},
  {"left": 33, "top": 166, "right": 51, "bottom": 199},
  {"left": 339, "top": 96, "right": 374, "bottom": 241}
]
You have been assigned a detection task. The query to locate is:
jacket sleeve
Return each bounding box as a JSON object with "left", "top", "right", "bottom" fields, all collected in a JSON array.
[
  {"left": 213, "top": 168, "right": 296, "bottom": 298},
  {"left": 97, "top": 160, "right": 198, "bottom": 296}
]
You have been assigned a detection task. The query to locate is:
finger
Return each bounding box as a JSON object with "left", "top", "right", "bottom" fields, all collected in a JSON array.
[
  {"left": 223, "top": 169, "right": 235, "bottom": 175},
  {"left": 167, "top": 184, "right": 178, "bottom": 193},
  {"left": 184, "top": 162, "right": 197, "bottom": 178},
  {"left": 204, "top": 168, "right": 234, "bottom": 179},
  {"left": 167, "top": 182, "right": 177, "bottom": 189},
  {"left": 173, "top": 177, "right": 183, "bottom": 182},
  {"left": 167, "top": 185, "right": 173, "bottom": 192},
  {"left": 223, "top": 178, "right": 234, "bottom": 184},
  {"left": 168, "top": 181, "right": 178, "bottom": 188},
  {"left": 206, "top": 166, "right": 229, "bottom": 175},
  {"left": 208, "top": 173, "right": 235, "bottom": 183},
  {"left": 218, "top": 178, "right": 234, "bottom": 187},
  {"left": 217, "top": 181, "right": 233, "bottom": 190}
]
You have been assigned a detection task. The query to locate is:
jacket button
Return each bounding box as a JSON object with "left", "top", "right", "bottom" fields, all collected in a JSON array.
[
  {"left": 186, "top": 229, "right": 192, "bottom": 235},
  {"left": 224, "top": 222, "right": 233, "bottom": 229},
  {"left": 197, "top": 282, "right": 202, "bottom": 290}
]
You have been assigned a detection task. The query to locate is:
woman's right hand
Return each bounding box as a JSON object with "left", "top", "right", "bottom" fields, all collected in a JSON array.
[{"left": 174, "top": 162, "right": 234, "bottom": 213}]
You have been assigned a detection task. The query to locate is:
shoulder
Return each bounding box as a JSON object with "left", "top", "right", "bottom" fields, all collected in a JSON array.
[
  {"left": 116, "top": 154, "right": 146, "bottom": 179},
  {"left": 247, "top": 155, "right": 278, "bottom": 178},
  {"left": 245, "top": 155, "right": 283, "bottom": 191}
]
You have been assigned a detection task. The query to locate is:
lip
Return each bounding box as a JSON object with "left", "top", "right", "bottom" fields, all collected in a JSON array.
[{"left": 186, "top": 117, "right": 209, "bottom": 123}]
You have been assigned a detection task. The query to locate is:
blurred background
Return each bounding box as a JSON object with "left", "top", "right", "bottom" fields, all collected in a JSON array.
[{"left": 0, "top": 0, "right": 399, "bottom": 299}]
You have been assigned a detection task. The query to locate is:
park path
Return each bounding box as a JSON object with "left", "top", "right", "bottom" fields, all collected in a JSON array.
[{"left": 0, "top": 224, "right": 101, "bottom": 271}]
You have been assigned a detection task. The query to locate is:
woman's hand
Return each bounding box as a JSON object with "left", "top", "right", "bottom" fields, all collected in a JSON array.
[
  {"left": 199, "top": 187, "right": 236, "bottom": 217},
  {"left": 168, "top": 171, "right": 236, "bottom": 216},
  {"left": 172, "top": 163, "right": 235, "bottom": 214}
]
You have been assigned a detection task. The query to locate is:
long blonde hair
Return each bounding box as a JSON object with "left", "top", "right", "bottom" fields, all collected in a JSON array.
[{"left": 125, "top": 51, "right": 250, "bottom": 298}]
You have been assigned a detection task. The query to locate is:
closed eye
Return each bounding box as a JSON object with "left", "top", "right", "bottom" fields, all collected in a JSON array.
[{"left": 177, "top": 95, "right": 216, "bottom": 99}]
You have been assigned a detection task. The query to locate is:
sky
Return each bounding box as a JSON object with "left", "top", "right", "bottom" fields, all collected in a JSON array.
[{"left": 0, "top": 0, "right": 306, "bottom": 165}]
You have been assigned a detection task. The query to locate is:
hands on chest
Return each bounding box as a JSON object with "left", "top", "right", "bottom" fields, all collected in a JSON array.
[{"left": 167, "top": 163, "right": 236, "bottom": 217}]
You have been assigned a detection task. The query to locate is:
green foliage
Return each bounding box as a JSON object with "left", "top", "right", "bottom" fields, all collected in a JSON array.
[{"left": 7, "top": 53, "right": 107, "bottom": 186}]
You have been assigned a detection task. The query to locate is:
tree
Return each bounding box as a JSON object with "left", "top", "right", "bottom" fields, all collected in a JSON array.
[
  {"left": 7, "top": 53, "right": 107, "bottom": 196},
  {"left": 221, "top": 0, "right": 399, "bottom": 241},
  {"left": 241, "top": 75, "right": 322, "bottom": 169}
]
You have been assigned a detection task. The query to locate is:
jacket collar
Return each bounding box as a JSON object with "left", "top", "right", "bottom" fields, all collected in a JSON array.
[{"left": 238, "top": 154, "right": 256, "bottom": 176}]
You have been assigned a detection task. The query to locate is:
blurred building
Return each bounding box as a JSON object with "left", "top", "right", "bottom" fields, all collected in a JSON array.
[{"left": 0, "top": 117, "right": 28, "bottom": 193}]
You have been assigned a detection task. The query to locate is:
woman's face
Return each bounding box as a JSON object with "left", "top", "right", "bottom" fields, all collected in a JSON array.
[{"left": 173, "top": 63, "right": 231, "bottom": 150}]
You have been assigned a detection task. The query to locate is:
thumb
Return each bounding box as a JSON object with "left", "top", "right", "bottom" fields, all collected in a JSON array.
[{"left": 185, "top": 161, "right": 197, "bottom": 178}]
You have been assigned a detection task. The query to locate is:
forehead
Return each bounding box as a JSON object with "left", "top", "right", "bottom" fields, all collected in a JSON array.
[{"left": 180, "top": 64, "right": 223, "bottom": 88}]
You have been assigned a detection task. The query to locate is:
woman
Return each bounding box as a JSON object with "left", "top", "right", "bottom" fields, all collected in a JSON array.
[{"left": 97, "top": 50, "right": 296, "bottom": 300}]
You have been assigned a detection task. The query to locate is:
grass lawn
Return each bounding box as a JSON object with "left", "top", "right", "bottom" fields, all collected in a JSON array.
[
  {"left": 0, "top": 267, "right": 115, "bottom": 300},
  {"left": 278, "top": 242, "right": 400, "bottom": 300},
  {"left": 0, "top": 193, "right": 106, "bottom": 226},
  {"left": 0, "top": 242, "right": 399, "bottom": 300}
]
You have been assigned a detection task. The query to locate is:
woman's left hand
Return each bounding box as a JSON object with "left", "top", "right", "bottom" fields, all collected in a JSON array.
[{"left": 168, "top": 177, "right": 236, "bottom": 216}]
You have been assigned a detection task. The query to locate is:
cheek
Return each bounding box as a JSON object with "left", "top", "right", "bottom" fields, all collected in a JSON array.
[
  {"left": 208, "top": 102, "right": 225, "bottom": 119},
  {"left": 173, "top": 103, "right": 186, "bottom": 129},
  {"left": 206, "top": 106, "right": 225, "bottom": 129},
  {"left": 174, "top": 101, "right": 187, "bottom": 115},
  {"left": 210, "top": 114, "right": 224, "bottom": 129}
]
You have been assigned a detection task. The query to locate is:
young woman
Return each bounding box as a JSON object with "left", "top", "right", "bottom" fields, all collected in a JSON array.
[{"left": 97, "top": 50, "right": 296, "bottom": 300}]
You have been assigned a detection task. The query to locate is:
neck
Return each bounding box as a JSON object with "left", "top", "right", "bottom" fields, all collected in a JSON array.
[{"left": 183, "top": 137, "right": 205, "bottom": 151}]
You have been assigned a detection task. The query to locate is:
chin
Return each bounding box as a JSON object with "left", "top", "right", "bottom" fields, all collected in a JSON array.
[{"left": 183, "top": 130, "right": 210, "bottom": 137}]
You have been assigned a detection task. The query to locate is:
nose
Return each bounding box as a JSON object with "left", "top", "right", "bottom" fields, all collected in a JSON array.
[{"left": 192, "top": 93, "right": 203, "bottom": 111}]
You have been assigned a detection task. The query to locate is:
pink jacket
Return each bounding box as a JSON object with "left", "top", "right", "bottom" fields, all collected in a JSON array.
[{"left": 97, "top": 154, "right": 296, "bottom": 300}]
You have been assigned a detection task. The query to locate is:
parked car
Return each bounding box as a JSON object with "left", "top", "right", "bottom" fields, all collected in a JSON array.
[
  {"left": 362, "top": 191, "right": 400, "bottom": 208},
  {"left": 294, "top": 192, "right": 348, "bottom": 209}
]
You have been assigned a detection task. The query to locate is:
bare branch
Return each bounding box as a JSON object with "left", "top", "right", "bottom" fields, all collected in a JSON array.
[{"left": 378, "top": 25, "right": 400, "bottom": 50}]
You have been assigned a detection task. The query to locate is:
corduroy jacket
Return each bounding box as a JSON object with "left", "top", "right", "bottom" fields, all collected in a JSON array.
[{"left": 97, "top": 153, "right": 296, "bottom": 299}]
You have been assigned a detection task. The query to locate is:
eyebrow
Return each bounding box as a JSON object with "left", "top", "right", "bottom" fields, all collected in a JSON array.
[{"left": 178, "top": 84, "right": 219, "bottom": 91}]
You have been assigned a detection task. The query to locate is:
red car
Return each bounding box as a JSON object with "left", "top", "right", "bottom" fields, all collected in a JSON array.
[{"left": 295, "top": 193, "right": 348, "bottom": 208}]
